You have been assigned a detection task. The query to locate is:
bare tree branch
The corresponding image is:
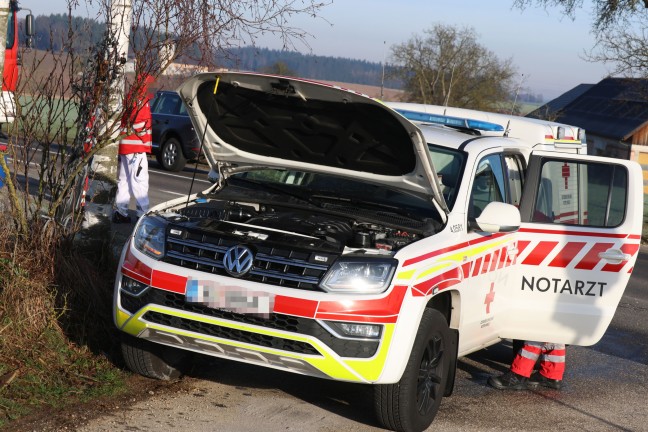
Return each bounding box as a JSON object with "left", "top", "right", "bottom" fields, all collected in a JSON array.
[
  {"left": 512, "top": 0, "right": 648, "bottom": 31},
  {"left": 586, "top": 17, "right": 648, "bottom": 78}
]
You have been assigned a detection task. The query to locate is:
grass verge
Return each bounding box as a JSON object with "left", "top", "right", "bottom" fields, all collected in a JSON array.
[{"left": 0, "top": 213, "right": 129, "bottom": 428}]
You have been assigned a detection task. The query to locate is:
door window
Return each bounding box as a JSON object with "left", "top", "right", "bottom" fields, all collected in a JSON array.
[
  {"left": 531, "top": 160, "right": 628, "bottom": 227},
  {"left": 153, "top": 93, "right": 181, "bottom": 115},
  {"left": 469, "top": 155, "right": 505, "bottom": 219}
]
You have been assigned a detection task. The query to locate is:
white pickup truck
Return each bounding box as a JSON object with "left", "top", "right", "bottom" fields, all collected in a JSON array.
[{"left": 114, "top": 72, "right": 643, "bottom": 432}]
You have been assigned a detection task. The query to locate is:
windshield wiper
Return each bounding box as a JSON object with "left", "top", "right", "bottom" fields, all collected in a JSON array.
[
  {"left": 310, "top": 194, "right": 431, "bottom": 222},
  {"left": 311, "top": 194, "right": 401, "bottom": 212}
]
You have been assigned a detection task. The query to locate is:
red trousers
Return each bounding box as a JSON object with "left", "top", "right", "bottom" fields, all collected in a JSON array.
[{"left": 511, "top": 341, "right": 566, "bottom": 380}]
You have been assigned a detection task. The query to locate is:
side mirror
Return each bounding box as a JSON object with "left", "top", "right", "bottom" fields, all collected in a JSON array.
[
  {"left": 472, "top": 202, "right": 521, "bottom": 233},
  {"left": 25, "top": 13, "right": 34, "bottom": 48}
]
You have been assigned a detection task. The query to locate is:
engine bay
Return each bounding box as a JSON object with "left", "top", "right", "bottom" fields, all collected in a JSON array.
[{"left": 170, "top": 197, "right": 436, "bottom": 253}]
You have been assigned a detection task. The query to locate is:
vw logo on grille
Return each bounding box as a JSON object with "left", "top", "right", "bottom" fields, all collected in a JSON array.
[{"left": 223, "top": 245, "right": 254, "bottom": 277}]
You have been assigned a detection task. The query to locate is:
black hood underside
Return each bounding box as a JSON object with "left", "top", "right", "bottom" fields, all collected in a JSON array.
[{"left": 196, "top": 80, "right": 416, "bottom": 176}]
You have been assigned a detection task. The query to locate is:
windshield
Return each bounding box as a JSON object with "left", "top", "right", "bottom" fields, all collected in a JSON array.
[
  {"left": 228, "top": 169, "right": 440, "bottom": 226},
  {"left": 427, "top": 144, "right": 466, "bottom": 210}
]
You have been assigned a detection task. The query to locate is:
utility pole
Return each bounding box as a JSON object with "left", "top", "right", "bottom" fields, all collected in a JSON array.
[
  {"left": 86, "top": 0, "right": 131, "bottom": 226},
  {"left": 110, "top": 0, "right": 132, "bottom": 108}
]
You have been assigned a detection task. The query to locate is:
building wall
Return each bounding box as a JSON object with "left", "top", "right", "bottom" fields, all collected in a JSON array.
[
  {"left": 630, "top": 145, "right": 648, "bottom": 243},
  {"left": 631, "top": 124, "right": 648, "bottom": 146},
  {"left": 632, "top": 145, "right": 648, "bottom": 194},
  {"left": 587, "top": 135, "right": 631, "bottom": 159}
]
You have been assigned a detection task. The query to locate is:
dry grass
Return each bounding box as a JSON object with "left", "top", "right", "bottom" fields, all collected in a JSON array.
[
  {"left": 0, "top": 214, "right": 126, "bottom": 425},
  {"left": 0, "top": 217, "right": 58, "bottom": 343}
]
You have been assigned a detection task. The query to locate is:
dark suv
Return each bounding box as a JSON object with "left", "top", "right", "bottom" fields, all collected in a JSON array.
[{"left": 151, "top": 90, "right": 201, "bottom": 171}]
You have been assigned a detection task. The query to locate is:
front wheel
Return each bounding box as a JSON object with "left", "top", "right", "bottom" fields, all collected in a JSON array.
[
  {"left": 374, "top": 308, "right": 450, "bottom": 432},
  {"left": 121, "top": 334, "right": 187, "bottom": 380}
]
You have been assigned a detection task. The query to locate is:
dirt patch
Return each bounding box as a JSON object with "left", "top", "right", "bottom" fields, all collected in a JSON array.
[{"left": 1, "top": 375, "right": 188, "bottom": 432}]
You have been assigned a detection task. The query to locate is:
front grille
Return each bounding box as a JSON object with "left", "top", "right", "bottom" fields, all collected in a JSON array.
[
  {"left": 121, "top": 288, "right": 379, "bottom": 358},
  {"left": 143, "top": 310, "right": 319, "bottom": 355},
  {"left": 163, "top": 234, "right": 333, "bottom": 291},
  {"left": 122, "top": 288, "right": 303, "bottom": 331}
]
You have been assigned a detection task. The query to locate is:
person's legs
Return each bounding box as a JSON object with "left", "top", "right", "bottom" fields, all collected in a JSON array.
[
  {"left": 131, "top": 153, "right": 149, "bottom": 217},
  {"left": 115, "top": 154, "right": 132, "bottom": 218},
  {"left": 488, "top": 341, "right": 542, "bottom": 390},
  {"left": 528, "top": 343, "right": 565, "bottom": 389},
  {"left": 538, "top": 343, "right": 566, "bottom": 379},
  {"left": 510, "top": 341, "right": 543, "bottom": 378}
]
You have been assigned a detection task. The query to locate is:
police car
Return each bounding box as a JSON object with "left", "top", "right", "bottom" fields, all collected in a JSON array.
[{"left": 113, "top": 72, "right": 643, "bottom": 432}]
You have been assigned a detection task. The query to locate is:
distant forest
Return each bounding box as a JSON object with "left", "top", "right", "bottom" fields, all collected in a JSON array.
[
  {"left": 21, "top": 14, "right": 546, "bottom": 103},
  {"left": 23, "top": 14, "right": 402, "bottom": 89},
  {"left": 216, "top": 47, "right": 403, "bottom": 89}
]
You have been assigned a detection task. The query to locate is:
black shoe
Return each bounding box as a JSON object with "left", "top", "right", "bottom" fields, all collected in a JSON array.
[
  {"left": 487, "top": 371, "right": 529, "bottom": 390},
  {"left": 528, "top": 372, "right": 563, "bottom": 390},
  {"left": 112, "top": 212, "right": 132, "bottom": 224}
]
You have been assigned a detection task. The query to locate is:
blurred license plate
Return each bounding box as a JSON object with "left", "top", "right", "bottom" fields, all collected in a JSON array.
[{"left": 186, "top": 279, "right": 274, "bottom": 317}]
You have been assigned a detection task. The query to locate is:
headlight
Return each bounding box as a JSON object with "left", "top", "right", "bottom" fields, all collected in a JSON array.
[
  {"left": 319, "top": 258, "right": 397, "bottom": 294},
  {"left": 133, "top": 216, "right": 167, "bottom": 259}
]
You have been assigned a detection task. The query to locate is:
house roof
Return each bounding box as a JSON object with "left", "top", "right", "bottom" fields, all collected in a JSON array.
[
  {"left": 526, "top": 84, "right": 593, "bottom": 119},
  {"left": 526, "top": 78, "right": 648, "bottom": 141}
]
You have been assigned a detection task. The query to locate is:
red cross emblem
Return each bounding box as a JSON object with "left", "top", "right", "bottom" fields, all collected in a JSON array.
[
  {"left": 484, "top": 282, "right": 495, "bottom": 314},
  {"left": 562, "top": 163, "right": 570, "bottom": 189}
]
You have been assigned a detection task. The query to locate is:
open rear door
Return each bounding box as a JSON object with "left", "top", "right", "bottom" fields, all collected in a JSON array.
[{"left": 499, "top": 151, "right": 643, "bottom": 345}]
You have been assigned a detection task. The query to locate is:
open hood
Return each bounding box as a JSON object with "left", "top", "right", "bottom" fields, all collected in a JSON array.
[{"left": 176, "top": 72, "right": 448, "bottom": 213}]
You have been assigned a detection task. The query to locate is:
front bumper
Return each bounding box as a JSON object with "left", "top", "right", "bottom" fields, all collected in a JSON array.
[{"left": 114, "top": 268, "right": 406, "bottom": 383}]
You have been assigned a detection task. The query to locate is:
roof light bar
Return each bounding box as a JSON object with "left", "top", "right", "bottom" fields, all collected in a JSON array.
[{"left": 394, "top": 109, "right": 505, "bottom": 132}]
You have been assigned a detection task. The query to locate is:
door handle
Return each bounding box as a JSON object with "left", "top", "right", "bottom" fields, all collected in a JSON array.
[{"left": 598, "top": 249, "right": 629, "bottom": 264}]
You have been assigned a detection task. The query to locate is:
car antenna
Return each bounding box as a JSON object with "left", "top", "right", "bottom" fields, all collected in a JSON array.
[
  {"left": 185, "top": 75, "right": 221, "bottom": 209},
  {"left": 504, "top": 120, "right": 511, "bottom": 137}
]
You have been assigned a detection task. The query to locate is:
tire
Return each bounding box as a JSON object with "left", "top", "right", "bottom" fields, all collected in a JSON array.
[
  {"left": 159, "top": 137, "right": 186, "bottom": 171},
  {"left": 121, "top": 334, "right": 186, "bottom": 380},
  {"left": 374, "top": 309, "right": 451, "bottom": 432}
]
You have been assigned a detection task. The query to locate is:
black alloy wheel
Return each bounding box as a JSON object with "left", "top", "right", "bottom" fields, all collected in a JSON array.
[{"left": 374, "top": 308, "right": 450, "bottom": 432}]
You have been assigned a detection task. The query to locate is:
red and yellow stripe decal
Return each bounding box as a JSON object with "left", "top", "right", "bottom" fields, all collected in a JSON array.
[{"left": 399, "top": 228, "right": 639, "bottom": 298}]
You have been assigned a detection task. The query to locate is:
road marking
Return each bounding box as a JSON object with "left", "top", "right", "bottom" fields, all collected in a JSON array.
[
  {"left": 5, "top": 156, "right": 41, "bottom": 168},
  {"left": 159, "top": 189, "right": 189, "bottom": 196},
  {"left": 149, "top": 169, "right": 210, "bottom": 184}
]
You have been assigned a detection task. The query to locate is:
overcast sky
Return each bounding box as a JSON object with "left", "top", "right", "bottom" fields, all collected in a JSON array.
[{"left": 24, "top": 0, "right": 614, "bottom": 100}]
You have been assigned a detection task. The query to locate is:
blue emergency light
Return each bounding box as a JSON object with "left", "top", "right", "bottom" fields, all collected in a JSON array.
[{"left": 395, "top": 109, "right": 505, "bottom": 132}]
